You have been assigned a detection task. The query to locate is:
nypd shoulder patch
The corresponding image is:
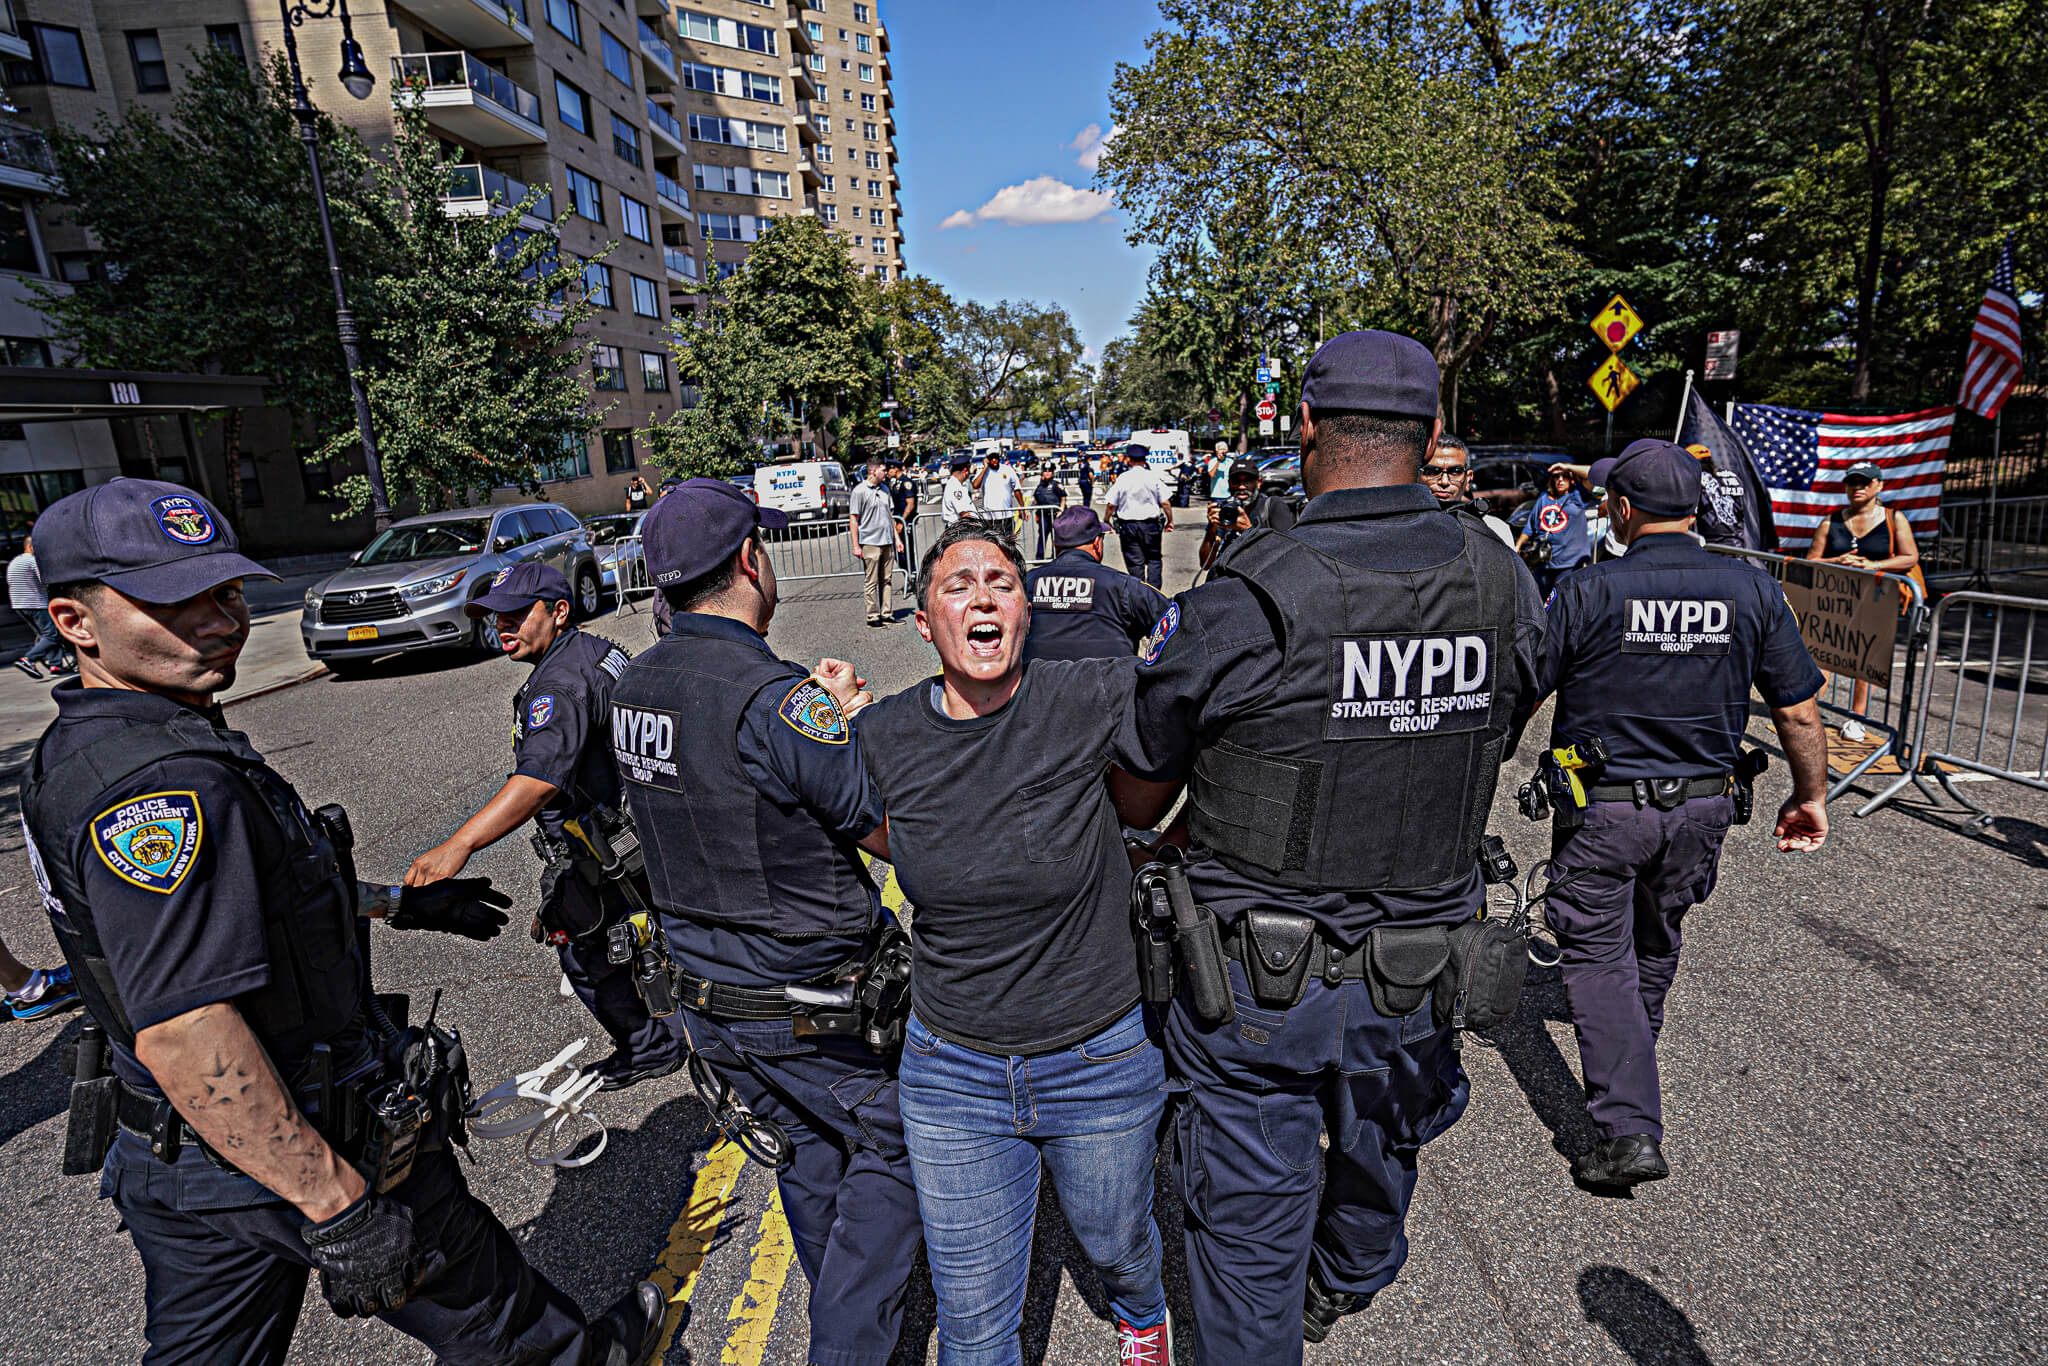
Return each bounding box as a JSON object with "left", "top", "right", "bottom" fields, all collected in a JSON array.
[
  {"left": 91, "top": 792, "right": 203, "bottom": 894},
  {"left": 528, "top": 694, "right": 556, "bottom": 730},
  {"left": 1139, "top": 603, "right": 1181, "bottom": 666},
  {"left": 778, "top": 679, "right": 849, "bottom": 745}
]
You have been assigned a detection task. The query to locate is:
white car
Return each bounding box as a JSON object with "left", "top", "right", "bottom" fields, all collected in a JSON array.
[{"left": 753, "top": 461, "right": 851, "bottom": 528}]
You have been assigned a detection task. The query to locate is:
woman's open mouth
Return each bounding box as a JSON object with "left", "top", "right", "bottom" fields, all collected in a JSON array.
[{"left": 965, "top": 621, "right": 1004, "bottom": 658}]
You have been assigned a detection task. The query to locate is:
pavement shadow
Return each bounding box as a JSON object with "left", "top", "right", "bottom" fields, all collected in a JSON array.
[
  {"left": 1577, "top": 1264, "right": 1713, "bottom": 1365},
  {"left": 1483, "top": 966, "right": 1599, "bottom": 1160},
  {"left": 0, "top": 1013, "right": 78, "bottom": 1150},
  {"left": 1854, "top": 791, "right": 2048, "bottom": 870}
]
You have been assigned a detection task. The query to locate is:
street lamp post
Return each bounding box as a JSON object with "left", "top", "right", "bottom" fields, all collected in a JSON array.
[{"left": 277, "top": 0, "right": 393, "bottom": 528}]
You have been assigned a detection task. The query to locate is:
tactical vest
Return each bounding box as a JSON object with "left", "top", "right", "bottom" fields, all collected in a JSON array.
[
  {"left": 18, "top": 711, "right": 366, "bottom": 1061},
  {"left": 1188, "top": 519, "right": 1521, "bottom": 894},
  {"left": 609, "top": 632, "right": 875, "bottom": 940}
]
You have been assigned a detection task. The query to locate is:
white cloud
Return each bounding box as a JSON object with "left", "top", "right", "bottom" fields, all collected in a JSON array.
[
  {"left": 939, "top": 176, "right": 1115, "bottom": 229},
  {"left": 1070, "top": 123, "right": 1119, "bottom": 171}
]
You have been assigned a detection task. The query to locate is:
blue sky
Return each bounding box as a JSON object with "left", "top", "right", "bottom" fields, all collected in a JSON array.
[{"left": 882, "top": 0, "right": 1163, "bottom": 361}]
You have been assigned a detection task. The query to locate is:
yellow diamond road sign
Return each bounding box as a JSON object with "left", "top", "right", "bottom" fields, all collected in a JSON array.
[
  {"left": 1590, "top": 353, "right": 1640, "bottom": 411},
  {"left": 1591, "top": 295, "right": 1644, "bottom": 351}
]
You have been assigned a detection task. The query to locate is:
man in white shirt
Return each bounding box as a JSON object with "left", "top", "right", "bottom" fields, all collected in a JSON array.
[
  {"left": 1107, "top": 445, "right": 1173, "bottom": 587},
  {"left": 941, "top": 454, "right": 977, "bottom": 525},
  {"left": 973, "top": 452, "right": 1025, "bottom": 535}
]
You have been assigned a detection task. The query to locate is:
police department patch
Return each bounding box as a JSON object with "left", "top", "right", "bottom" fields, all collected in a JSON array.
[
  {"left": 91, "top": 792, "right": 203, "bottom": 894},
  {"left": 778, "top": 679, "right": 848, "bottom": 745},
  {"left": 151, "top": 495, "right": 217, "bottom": 546},
  {"left": 528, "top": 695, "right": 555, "bottom": 730},
  {"left": 1139, "top": 603, "right": 1180, "bottom": 666}
]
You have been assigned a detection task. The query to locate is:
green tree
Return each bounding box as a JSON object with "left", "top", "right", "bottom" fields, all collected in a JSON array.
[{"left": 37, "top": 44, "right": 396, "bottom": 525}]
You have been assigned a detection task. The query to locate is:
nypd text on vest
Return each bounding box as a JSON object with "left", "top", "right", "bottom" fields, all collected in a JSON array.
[
  {"left": 1326, "top": 631, "right": 1495, "bottom": 739},
  {"left": 1031, "top": 576, "right": 1096, "bottom": 612},
  {"left": 1622, "top": 598, "right": 1733, "bottom": 655},
  {"left": 612, "top": 704, "right": 682, "bottom": 788}
]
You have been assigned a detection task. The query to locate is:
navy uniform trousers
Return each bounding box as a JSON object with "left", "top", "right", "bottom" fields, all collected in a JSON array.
[
  {"left": 1163, "top": 960, "right": 1469, "bottom": 1365},
  {"left": 547, "top": 866, "right": 682, "bottom": 1073},
  {"left": 1114, "top": 517, "right": 1165, "bottom": 587},
  {"left": 104, "top": 1138, "right": 589, "bottom": 1364},
  {"left": 671, "top": 1006, "right": 922, "bottom": 1366},
  {"left": 1546, "top": 793, "right": 1734, "bottom": 1141}
]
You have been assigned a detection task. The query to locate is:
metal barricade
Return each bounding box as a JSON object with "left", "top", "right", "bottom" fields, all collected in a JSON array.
[
  {"left": 1857, "top": 591, "right": 2048, "bottom": 819},
  {"left": 610, "top": 535, "right": 655, "bottom": 602},
  {"left": 765, "top": 516, "right": 921, "bottom": 586},
  {"left": 1706, "top": 546, "right": 1929, "bottom": 804},
  {"left": 1920, "top": 494, "right": 2048, "bottom": 585}
]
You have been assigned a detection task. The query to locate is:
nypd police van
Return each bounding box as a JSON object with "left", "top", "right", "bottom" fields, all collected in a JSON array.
[
  {"left": 752, "top": 461, "right": 851, "bottom": 528},
  {"left": 1132, "top": 428, "right": 1190, "bottom": 472}
]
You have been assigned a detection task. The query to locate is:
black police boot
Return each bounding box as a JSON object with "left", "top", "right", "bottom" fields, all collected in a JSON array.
[
  {"left": 1303, "top": 1269, "right": 1369, "bottom": 1344},
  {"left": 594, "top": 1279, "right": 666, "bottom": 1366},
  {"left": 1571, "top": 1133, "right": 1670, "bottom": 1189}
]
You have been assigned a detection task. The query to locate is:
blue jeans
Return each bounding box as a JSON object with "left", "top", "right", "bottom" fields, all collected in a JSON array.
[
  {"left": 899, "top": 1004, "right": 1169, "bottom": 1364},
  {"left": 22, "top": 607, "right": 64, "bottom": 666}
]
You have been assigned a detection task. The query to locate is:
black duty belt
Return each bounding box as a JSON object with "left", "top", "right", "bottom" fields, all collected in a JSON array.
[
  {"left": 676, "top": 955, "right": 866, "bottom": 1023},
  {"left": 1587, "top": 775, "right": 1731, "bottom": 805},
  {"left": 113, "top": 1079, "right": 236, "bottom": 1168},
  {"left": 1223, "top": 917, "right": 1368, "bottom": 987}
]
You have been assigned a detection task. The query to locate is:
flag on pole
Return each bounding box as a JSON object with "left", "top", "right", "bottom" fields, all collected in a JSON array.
[
  {"left": 1958, "top": 235, "right": 2022, "bottom": 420},
  {"left": 1676, "top": 388, "right": 1779, "bottom": 551},
  {"left": 1730, "top": 404, "right": 1952, "bottom": 540}
]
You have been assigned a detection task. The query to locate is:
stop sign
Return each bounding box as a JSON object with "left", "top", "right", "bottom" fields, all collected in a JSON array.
[{"left": 1256, "top": 395, "right": 1278, "bottom": 421}]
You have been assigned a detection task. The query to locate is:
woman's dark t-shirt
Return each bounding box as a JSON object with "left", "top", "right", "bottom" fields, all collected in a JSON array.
[{"left": 857, "top": 657, "right": 1141, "bottom": 1054}]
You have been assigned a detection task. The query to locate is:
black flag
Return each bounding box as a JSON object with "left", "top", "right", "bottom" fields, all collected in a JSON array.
[{"left": 1678, "top": 389, "right": 1779, "bottom": 552}]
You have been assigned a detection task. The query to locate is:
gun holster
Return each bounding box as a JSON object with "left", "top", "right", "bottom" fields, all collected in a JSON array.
[
  {"left": 1437, "top": 916, "right": 1529, "bottom": 1036},
  {"left": 61, "top": 1019, "right": 118, "bottom": 1177},
  {"left": 1542, "top": 757, "right": 1586, "bottom": 832},
  {"left": 787, "top": 925, "right": 915, "bottom": 1052},
  {"left": 1241, "top": 909, "right": 1317, "bottom": 1009},
  {"left": 1731, "top": 749, "right": 1769, "bottom": 825},
  {"left": 1365, "top": 924, "right": 1450, "bottom": 1019}
]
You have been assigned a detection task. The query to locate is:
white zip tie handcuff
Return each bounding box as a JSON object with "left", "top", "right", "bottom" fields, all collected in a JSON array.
[{"left": 466, "top": 1039, "right": 609, "bottom": 1168}]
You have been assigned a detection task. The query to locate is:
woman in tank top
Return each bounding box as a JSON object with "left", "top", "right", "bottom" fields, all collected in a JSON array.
[{"left": 1803, "top": 460, "right": 1920, "bottom": 742}]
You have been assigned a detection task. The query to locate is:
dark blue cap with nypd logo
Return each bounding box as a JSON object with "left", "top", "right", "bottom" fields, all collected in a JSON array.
[
  {"left": 1602, "top": 438, "right": 1701, "bottom": 518},
  {"left": 466, "top": 560, "right": 573, "bottom": 617},
  {"left": 642, "top": 477, "right": 789, "bottom": 586},
  {"left": 31, "top": 477, "right": 275, "bottom": 604},
  {"left": 1300, "top": 329, "right": 1440, "bottom": 419}
]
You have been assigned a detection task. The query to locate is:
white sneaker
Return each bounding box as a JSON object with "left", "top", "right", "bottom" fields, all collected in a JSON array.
[{"left": 1839, "top": 720, "right": 1867, "bottom": 743}]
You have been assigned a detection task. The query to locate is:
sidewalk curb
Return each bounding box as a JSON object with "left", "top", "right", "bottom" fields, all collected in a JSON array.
[{"left": 224, "top": 664, "right": 329, "bottom": 708}]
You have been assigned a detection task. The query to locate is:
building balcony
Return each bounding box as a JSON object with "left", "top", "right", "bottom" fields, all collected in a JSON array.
[
  {"left": 795, "top": 159, "right": 820, "bottom": 188},
  {"left": 0, "top": 0, "right": 29, "bottom": 62},
  {"left": 786, "top": 67, "right": 817, "bottom": 101},
  {"left": 0, "top": 128, "right": 56, "bottom": 194},
  {"left": 441, "top": 162, "right": 553, "bottom": 225},
  {"left": 646, "top": 96, "right": 685, "bottom": 153},
  {"left": 392, "top": 51, "right": 547, "bottom": 147},
  {"left": 399, "top": 0, "right": 532, "bottom": 50},
  {"left": 664, "top": 246, "right": 700, "bottom": 283},
  {"left": 785, "top": 18, "right": 816, "bottom": 55},
  {"left": 638, "top": 18, "right": 677, "bottom": 80},
  {"left": 655, "top": 171, "right": 692, "bottom": 216},
  {"left": 888, "top": 166, "right": 899, "bottom": 188},
  {"left": 874, "top": 23, "right": 890, "bottom": 53}
]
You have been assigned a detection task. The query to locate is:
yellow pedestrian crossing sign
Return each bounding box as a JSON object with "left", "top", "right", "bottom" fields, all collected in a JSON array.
[
  {"left": 1591, "top": 295, "right": 1644, "bottom": 351},
  {"left": 1590, "top": 353, "right": 1640, "bottom": 411}
]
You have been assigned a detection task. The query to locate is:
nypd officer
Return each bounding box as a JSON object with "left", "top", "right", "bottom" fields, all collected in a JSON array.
[
  {"left": 1117, "top": 333, "right": 1547, "bottom": 1361},
  {"left": 18, "top": 479, "right": 662, "bottom": 1364},
  {"left": 1530, "top": 439, "right": 1828, "bottom": 1189},
  {"left": 608, "top": 479, "right": 922, "bottom": 1366},
  {"left": 1023, "top": 506, "right": 1168, "bottom": 664},
  {"left": 406, "top": 560, "right": 682, "bottom": 1091}
]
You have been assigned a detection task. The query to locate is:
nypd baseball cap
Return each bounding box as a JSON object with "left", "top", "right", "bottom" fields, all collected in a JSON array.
[
  {"left": 1604, "top": 439, "right": 1701, "bottom": 518},
  {"left": 1052, "top": 507, "right": 1107, "bottom": 549},
  {"left": 1299, "top": 330, "right": 1440, "bottom": 419},
  {"left": 949, "top": 454, "right": 971, "bottom": 471},
  {"left": 31, "top": 478, "right": 275, "bottom": 604},
  {"left": 466, "top": 560, "right": 573, "bottom": 617},
  {"left": 641, "top": 477, "right": 788, "bottom": 587}
]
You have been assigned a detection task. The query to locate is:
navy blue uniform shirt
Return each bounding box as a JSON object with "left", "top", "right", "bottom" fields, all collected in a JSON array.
[
  {"left": 1119, "top": 483, "right": 1549, "bottom": 939},
  {"left": 1024, "top": 546, "right": 1169, "bottom": 665},
  {"left": 511, "top": 626, "right": 631, "bottom": 835},
  {"left": 1536, "top": 532, "right": 1824, "bottom": 781},
  {"left": 658, "top": 613, "right": 888, "bottom": 986}
]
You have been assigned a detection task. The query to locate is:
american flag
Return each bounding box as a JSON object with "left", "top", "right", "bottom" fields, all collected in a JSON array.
[
  {"left": 1730, "top": 404, "right": 1952, "bottom": 539},
  {"left": 1958, "top": 236, "right": 2022, "bottom": 419}
]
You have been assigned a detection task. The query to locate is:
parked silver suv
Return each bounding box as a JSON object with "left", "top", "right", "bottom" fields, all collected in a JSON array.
[{"left": 301, "top": 503, "right": 600, "bottom": 675}]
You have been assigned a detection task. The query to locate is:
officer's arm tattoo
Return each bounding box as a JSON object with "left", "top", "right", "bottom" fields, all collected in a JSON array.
[{"left": 135, "top": 1002, "right": 367, "bottom": 1223}]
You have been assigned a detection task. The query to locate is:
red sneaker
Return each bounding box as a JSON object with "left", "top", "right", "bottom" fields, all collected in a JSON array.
[{"left": 1117, "top": 1313, "right": 1173, "bottom": 1366}]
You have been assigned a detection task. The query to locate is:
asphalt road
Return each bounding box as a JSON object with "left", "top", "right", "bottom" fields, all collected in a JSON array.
[{"left": 2, "top": 511, "right": 2046, "bottom": 1365}]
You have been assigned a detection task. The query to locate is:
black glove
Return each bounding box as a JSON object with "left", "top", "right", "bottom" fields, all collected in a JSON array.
[
  {"left": 390, "top": 879, "right": 512, "bottom": 941},
  {"left": 301, "top": 1191, "right": 445, "bottom": 1318}
]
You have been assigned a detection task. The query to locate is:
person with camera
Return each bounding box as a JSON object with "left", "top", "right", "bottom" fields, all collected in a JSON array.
[
  {"left": 1199, "top": 462, "right": 1300, "bottom": 570},
  {"left": 18, "top": 479, "right": 663, "bottom": 1365},
  {"left": 1516, "top": 465, "right": 1593, "bottom": 595}
]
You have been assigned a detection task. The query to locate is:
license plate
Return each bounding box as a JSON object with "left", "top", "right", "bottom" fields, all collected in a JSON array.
[{"left": 346, "top": 626, "right": 378, "bottom": 642}]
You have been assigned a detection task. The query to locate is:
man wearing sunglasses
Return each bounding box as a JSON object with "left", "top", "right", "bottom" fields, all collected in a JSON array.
[{"left": 1420, "top": 435, "right": 1515, "bottom": 546}]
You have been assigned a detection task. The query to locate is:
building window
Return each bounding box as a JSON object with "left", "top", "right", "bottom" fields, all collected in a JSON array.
[
  {"left": 620, "top": 195, "right": 651, "bottom": 242},
  {"left": 812, "top": 115, "right": 831, "bottom": 136},
  {"left": 601, "top": 28, "right": 634, "bottom": 86},
  {"left": 54, "top": 252, "right": 100, "bottom": 282},
  {"left": 205, "top": 25, "right": 245, "bottom": 59},
  {"left": 854, "top": 3, "right": 870, "bottom": 19},
  {"left": 0, "top": 337, "right": 52, "bottom": 366},
  {"left": 538, "top": 433, "right": 591, "bottom": 481},
  {"left": 126, "top": 31, "right": 169, "bottom": 91},
  {"left": 852, "top": 235, "right": 863, "bottom": 247},
  {"left": 737, "top": 21, "right": 777, "bottom": 54},
  {"left": 860, "top": 93, "right": 876, "bottom": 111},
  {"left": 821, "top": 174, "right": 835, "bottom": 192},
  {"left": 0, "top": 197, "right": 39, "bottom": 274},
  {"left": 566, "top": 166, "right": 604, "bottom": 221},
  {"left": 687, "top": 114, "right": 785, "bottom": 152},
  {"left": 820, "top": 203, "right": 837, "bottom": 222},
  {"left": 806, "top": 21, "right": 823, "bottom": 39},
  {"left": 300, "top": 450, "right": 346, "bottom": 504},
  {"left": 807, "top": 53, "right": 825, "bottom": 72},
  {"left": 856, "top": 32, "right": 872, "bottom": 52},
  {"left": 842, "top": 89, "right": 853, "bottom": 101},
  {"left": 583, "top": 261, "right": 614, "bottom": 307},
  {"left": 238, "top": 457, "right": 264, "bottom": 506},
  {"left": 638, "top": 352, "right": 668, "bottom": 392},
  {"left": 858, "top": 64, "right": 874, "bottom": 82},
  {"left": 868, "top": 207, "right": 883, "bottom": 225},
  {"left": 867, "top": 179, "right": 881, "bottom": 197},
  {"left": 839, "top": 58, "right": 850, "bottom": 71},
  {"left": 629, "top": 274, "right": 661, "bottom": 317},
  {"left": 11, "top": 24, "right": 94, "bottom": 88},
  {"left": 863, "top": 121, "right": 877, "bottom": 140},
  {"left": 592, "top": 345, "right": 627, "bottom": 390},
  {"left": 555, "top": 76, "right": 590, "bottom": 134},
  {"left": 611, "top": 113, "right": 642, "bottom": 167},
  {"left": 697, "top": 212, "right": 761, "bottom": 242},
  {"left": 865, "top": 150, "right": 880, "bottom": 169},
  {"left": 817, "top": 145, "right": 833, "bottom": 163},
  {"left": 871, "top": 238, "right": 884, "bottom": 254},
  {"left": 545, "top": 0, "right": 582, "bottom": 46},
  {"left": 844, "top": 117, "right": 856, "bottom": 131},
  {"left": 603, "top": 429, "right": 638, "bottom": 471},
  {"left": 838, "top": 29, "right": 849, "bottom": 39}
]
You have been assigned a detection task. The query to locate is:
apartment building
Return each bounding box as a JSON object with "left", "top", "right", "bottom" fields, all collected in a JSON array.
[{"left": 0, "top": 0, "right": 701, "bottom": 548}]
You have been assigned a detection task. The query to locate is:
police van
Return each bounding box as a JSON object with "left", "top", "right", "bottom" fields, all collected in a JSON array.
[
  {"left": 752, "top": 461, "right": 851, "bottom": 530},
  {"left": 1133, "top": 428, "right": 1190, "bottom": 473}
]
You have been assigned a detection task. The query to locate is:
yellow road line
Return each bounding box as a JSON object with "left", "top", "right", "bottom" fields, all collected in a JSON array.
[
  {"left": 878, "top": 859, "right": 906, "bottom": 913},
  {"left": 720, "top": 1186, "right": 797, "bottom": 1366},
  {"left": 647, "top": 1139, "right": 750, "bottom": 1354}
]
